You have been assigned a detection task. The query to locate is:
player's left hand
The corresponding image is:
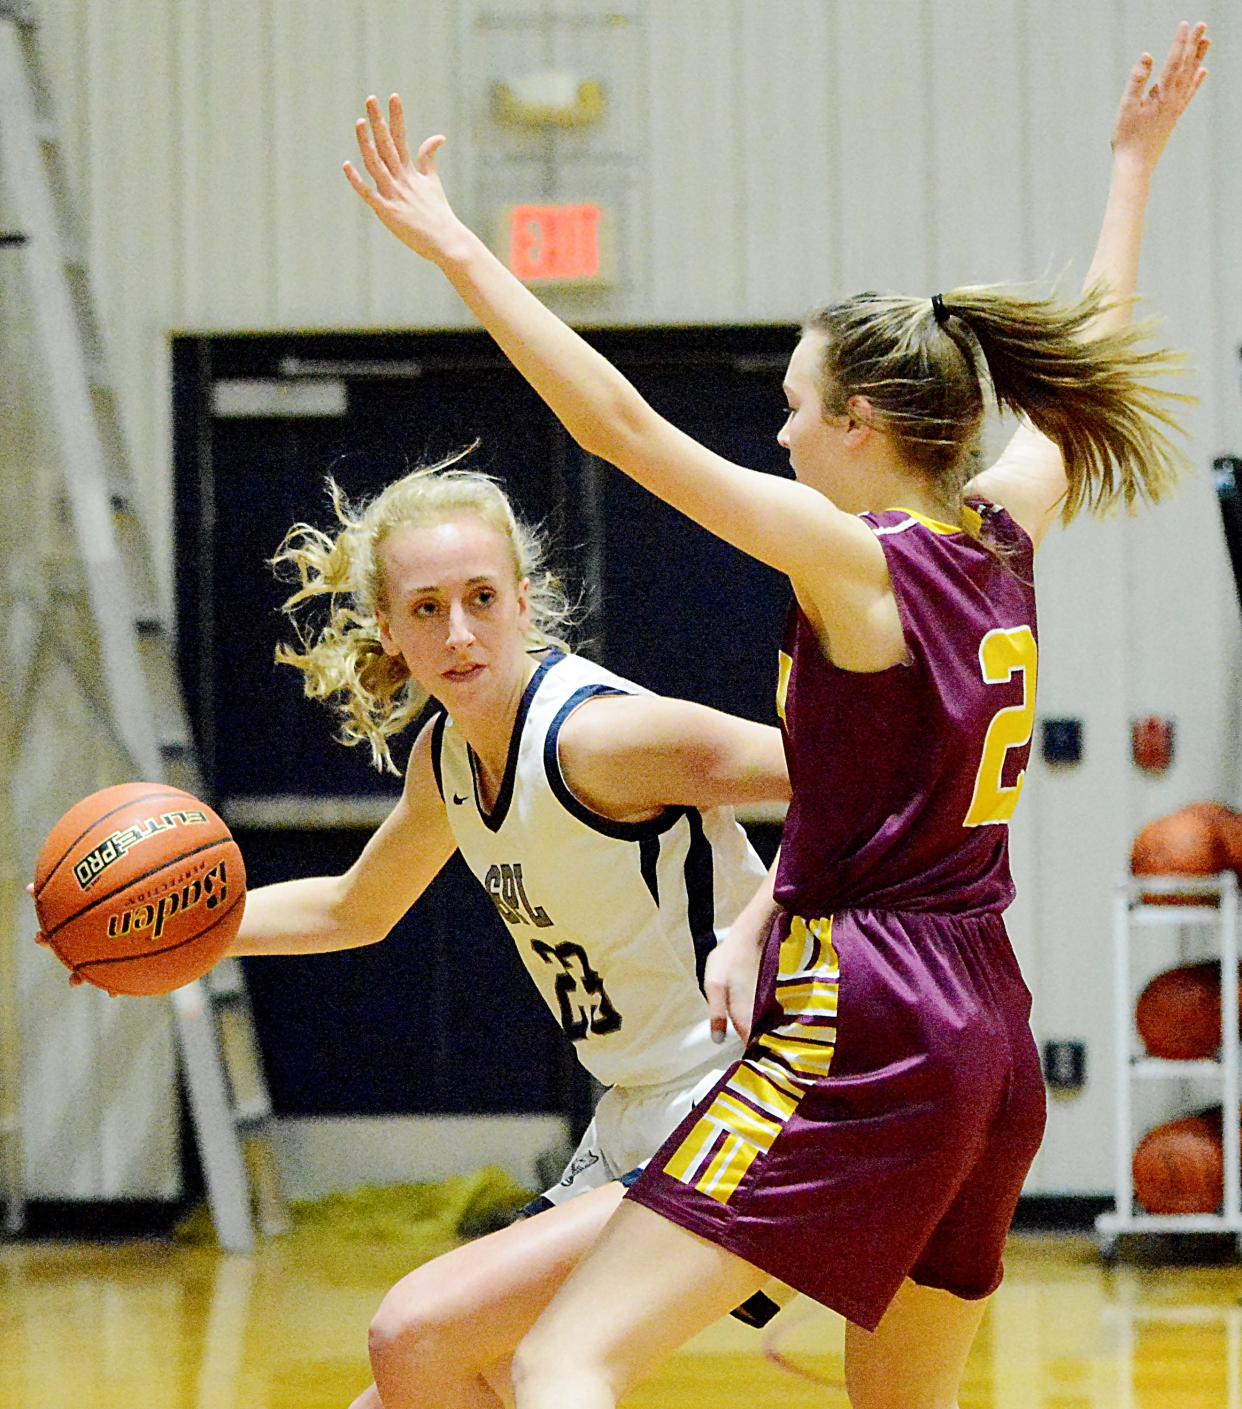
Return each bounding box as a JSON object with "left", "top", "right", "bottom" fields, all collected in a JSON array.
[{"left": 1110, "top": 20, "right": 1208, "bottom": 170}]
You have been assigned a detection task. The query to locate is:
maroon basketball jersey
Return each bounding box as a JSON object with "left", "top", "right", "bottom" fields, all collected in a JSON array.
[{"left": 773, "top": 499, "right": 1038, "bottom": 917}]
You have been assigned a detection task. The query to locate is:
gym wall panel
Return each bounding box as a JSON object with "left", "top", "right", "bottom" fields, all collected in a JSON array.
[
  {"left": 82, "top": 2, "right": 183, "bottom": 614},
  {"left": 34, "top": 0, "right": 87, "bottom": 223},
  {"left": 1211, "top": 0, "right": 1242, "bottom": 470},
  {"left": 1119, "top": 0, "right": 1232, "bottom": 837},
  {"left": 270, "top": 7, "right": 370, "bottom": 325},
  {"left": 16, "top": 676, "right": 181, "bottom": 1200},
  {"left": 926, "top": 0, "right": 1029, "bottom": 286},
  {"left": 1109, "top": 0, "right": 1239, "bottom": 1192},
  {"left": 645, "top": 0, "right": 743, "bottom": 322},
  {"left": 830, "top": 2, "right": 936, "bottom": 299},
  {"left": 734, "top": 0, "right": 836, "bottom": 322},
  {"left": 354, "top": 0, "right": 470, "bottom": 330},
  {"left": 1207, "top": 0, "right": 1242, "bottom": 803},
  {"left": 0, "top": 185, "right": 182, "bottom": 1200},
  {"left": 175, "top": 0, "right": 277, "bottom": 329}
]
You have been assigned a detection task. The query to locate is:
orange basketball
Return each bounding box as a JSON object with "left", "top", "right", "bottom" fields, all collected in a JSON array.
[
  {"left": 33, "top": 782, "right": 246, "bottom": 996},
  {"left": 1181, "top": 801, "right": 1241, "bottom": 832},
  {"left": 1200, "top": 803, "right": 1242, "bottom": 877},
  {"left": 1132, "top": 1108, "right": 1230, "bottom": 1215},
  {"left": 1135, "top": 961, "right": 1240, "bottom": 1060},
  {"left": 1130, "top": 808, "right": 1223, "bottom": 904}
]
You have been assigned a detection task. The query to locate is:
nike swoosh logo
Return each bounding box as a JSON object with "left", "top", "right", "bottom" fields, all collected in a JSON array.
[{"left": 453, "top": 793, "right": 468, "bottom": 805}]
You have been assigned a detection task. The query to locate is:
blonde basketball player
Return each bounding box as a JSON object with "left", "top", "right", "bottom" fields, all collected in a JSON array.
[{"left": 224, "top": 460, "right": 791, "bottom": 1409}]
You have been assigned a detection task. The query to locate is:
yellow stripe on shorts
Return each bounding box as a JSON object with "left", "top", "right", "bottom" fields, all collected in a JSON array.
[
  {"left": 662, "top": 1116, "right": 721, "bottom": 1186},
  {"left": 776, "top": 978, "right": 839, "bottom": 1017},
  {"left": 779, "top": 914, "right": 840, "bottom": 981},
  {"left": 749, "top": 1054, "right": 804, "bottom": 1102},
  {"left": 662, "top": 912, "right": 839, "bottom": 1204},
  {"left": 697, "top": 1132, "right": 762, "bottom": 1204},
  {"left": 708, "top": 1092, "right": 783, "bottom": 1150},
  {"left": 757, "top": 1029, "right": 837, "bottom": 1079},
  {"left": 728, "top": 1062, "right": 800, "bottom": 1121}
]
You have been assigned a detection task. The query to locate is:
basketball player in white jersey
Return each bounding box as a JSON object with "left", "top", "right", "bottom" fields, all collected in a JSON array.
[{"left": 225, "top": 457, "right": 790, "bottom": 1409}]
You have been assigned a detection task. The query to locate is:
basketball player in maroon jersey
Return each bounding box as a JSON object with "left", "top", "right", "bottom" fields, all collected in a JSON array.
[{"left": 344, "top": 20, "right": 1208, "bottom": 1408}]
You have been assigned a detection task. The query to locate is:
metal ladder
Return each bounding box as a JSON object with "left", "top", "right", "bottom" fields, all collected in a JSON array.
[{"left": 0, "top": 1, "right": 287, "bottom": 1250}]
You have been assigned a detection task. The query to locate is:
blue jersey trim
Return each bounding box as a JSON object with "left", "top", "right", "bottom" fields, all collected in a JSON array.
[
  {"left": 683, "top": 808, "right": 717, "bottom": 991},
  {"left": 638, "top": 833, "right": 661, "bottom": 907},
  {"left": 468, "top": 649, "right": 563, "bottom": 834},
  {"left": 428, "top": 708, "right": 447, "bottom": 801},
  {"left": 543, "top": 684, "right": 685, "bottom": 842}
]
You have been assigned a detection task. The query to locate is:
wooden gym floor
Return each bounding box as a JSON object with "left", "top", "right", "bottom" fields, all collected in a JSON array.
[{"left": 2, "top": 1230, "right": 1240, "bottom": 1407}]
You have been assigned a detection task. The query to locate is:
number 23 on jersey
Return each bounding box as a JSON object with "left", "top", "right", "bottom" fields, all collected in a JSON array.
[{"left": 964, "top": 625, "right": 1038, "bottom": 828}]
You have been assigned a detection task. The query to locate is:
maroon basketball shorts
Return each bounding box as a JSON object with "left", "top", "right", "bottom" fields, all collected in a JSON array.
[{"left": 626, "top": 905, "right": 1047, "bottom": 1332}]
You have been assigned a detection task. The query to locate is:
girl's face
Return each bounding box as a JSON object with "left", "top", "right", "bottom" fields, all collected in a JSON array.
[
  {"left": 777, "top": 332, "right": 865, "bottom": 510},
  {"left": 375, "top": 515, "right": 530, "bottom": 709}
]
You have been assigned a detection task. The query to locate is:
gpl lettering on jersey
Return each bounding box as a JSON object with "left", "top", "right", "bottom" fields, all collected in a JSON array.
[{"left": 484, "top": 862, "right": 554, "bottom": 927}]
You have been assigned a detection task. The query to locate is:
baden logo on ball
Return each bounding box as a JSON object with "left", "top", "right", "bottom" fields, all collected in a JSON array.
[{"left": 33, "top": 782, "right": 247, "bottom": 996}]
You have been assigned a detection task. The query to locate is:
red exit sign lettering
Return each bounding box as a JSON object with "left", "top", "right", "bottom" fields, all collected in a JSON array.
[{"left": 504, "top": 204, "right": 612, "bottom": 285}]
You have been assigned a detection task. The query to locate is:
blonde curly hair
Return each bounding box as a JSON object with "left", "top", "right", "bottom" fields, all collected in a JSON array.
[{"left": 272, "top": 451, "right": 575, "bottom": 774}]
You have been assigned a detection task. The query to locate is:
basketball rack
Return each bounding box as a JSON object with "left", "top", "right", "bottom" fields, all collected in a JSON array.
[
  {"left": 1095, "top": 871, "right": 1241, "bottom": 1256},
  {"left": 0, "top": 2, "right": 286, "bottom": 1249}
]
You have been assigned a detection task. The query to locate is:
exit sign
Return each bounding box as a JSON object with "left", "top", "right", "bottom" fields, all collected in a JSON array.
[{"left": 502, "top": 203, "right": 613, "bottom": 286}]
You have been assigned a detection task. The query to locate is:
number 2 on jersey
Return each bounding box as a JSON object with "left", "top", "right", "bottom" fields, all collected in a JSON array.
[
  {"left": 964, "top": 625, "right": 1038, "bottom": 828},
  {"left": 531, "top": 939, "right": 623, "bottom": 1041}
]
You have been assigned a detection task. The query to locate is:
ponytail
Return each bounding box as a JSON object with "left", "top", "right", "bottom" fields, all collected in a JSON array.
[
  {"left": 939, "top": 282, "right": 1191, "bottom": 520},
  {"left": 807, "top": 283, "right": 1191, "bottom": 522}
]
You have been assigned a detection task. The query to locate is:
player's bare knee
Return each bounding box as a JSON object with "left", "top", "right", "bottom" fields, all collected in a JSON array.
[
  {"left": 509, "top": 1326, "right": 560, "bottom": 1397},
  {"left": 512, "top": 1325, "right": 621, "bottom": 1404},
  {"left": 367, "top": 1274, "right": 458, "bottom": 1384}
]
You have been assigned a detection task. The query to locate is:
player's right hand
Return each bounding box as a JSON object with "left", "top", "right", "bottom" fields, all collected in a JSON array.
[
  {"left": 705, "top": 935, "right": 761, "bottom": 1047},
  {"left": 344, "top": 94, "right": 466, "bottom": 264}
]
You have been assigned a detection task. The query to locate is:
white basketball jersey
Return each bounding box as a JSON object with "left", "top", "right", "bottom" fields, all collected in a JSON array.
[{"left": 433, "top": 650, "right": 765, "bottom": 1088}]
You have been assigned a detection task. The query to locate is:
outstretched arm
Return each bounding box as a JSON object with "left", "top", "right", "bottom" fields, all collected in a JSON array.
[
  {"left": 343, "top": 100, "right": 885, "bottom": 629},
  {"left": 968, "top": 20, "right": 1209, "bottom": 547},
  {"left": 1083, "top": 22, "right": 1209, "bottom": 335},
  {"left": 226, "top": 718, "right": 456, "bottom": 956},
  {"left": 554, "top": 693, "right": 789, "bottom": 824}
]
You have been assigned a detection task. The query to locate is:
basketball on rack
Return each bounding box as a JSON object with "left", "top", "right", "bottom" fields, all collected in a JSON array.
[
  {"left": 1135, "top": 960, "right": 1241, "bottom": 1061},
  {"left": 1200, "top": 803, "right": 1242, "bottom": 876},
  {"left": 1132, "top": 1108, "right": 1229, "bottom": 1215},
  {"left": 1130, "top": 807, "right": 1223, "bottom": 904},
  {"left": 33, "top": 782, "right": 246, "bottom": 996}
]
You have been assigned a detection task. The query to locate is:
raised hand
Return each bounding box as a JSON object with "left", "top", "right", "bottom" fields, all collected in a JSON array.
[
  {"left": 343, "top": 94, "right": 465, "bottom": 263},
  {"left": 1111, "top": 20, "right": 1209, "bottom": 170}
]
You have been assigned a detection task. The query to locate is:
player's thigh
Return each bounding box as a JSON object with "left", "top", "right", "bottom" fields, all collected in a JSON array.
[
  {"left": 844, "top": 1278, "right": 989, "bottom": 1409},
  {"left": 371, "top": 1179, "right": 626, "bottom": 1366},
  {"left": 514, "top": 1200, "right": 769, "bottom": 1398}
]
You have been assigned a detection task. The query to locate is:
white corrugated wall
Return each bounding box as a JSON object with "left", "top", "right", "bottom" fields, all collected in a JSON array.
[{"left": 8, "top": 0, "right": 1240, "bottom": 1196}]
